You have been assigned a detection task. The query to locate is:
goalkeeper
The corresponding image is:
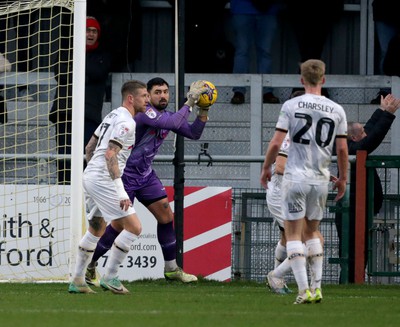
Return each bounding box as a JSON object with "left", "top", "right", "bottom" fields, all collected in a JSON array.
[{"left": 86, "top": 77, "right": 211, "bottom": 284}]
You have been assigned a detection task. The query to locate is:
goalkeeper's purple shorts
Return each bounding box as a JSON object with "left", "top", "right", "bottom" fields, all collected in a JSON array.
[{"left": 122, "top": 169, "right": 168, "bottom": 207}]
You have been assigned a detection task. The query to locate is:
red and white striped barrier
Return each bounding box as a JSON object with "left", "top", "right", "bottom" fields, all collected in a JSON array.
[{"left": 168, "top": 186, "right": 232, "bottom": 282}]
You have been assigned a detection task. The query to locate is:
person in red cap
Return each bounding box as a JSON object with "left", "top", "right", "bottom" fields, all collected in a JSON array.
[
  {"left": 84, "top": 16, "right": 111, "bottom": 147},
  {"left": 86, "top": 16, "right": 101, "bottom": 52},
  {"left": 50, "top": 16, "right": 111, "bottom": 184}
]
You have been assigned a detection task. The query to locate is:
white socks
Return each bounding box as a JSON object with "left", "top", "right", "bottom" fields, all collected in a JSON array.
[
  {"left": 274, "top": 241, "right": 287, "bottom": 269},
  {"left": 306, "top": 238, "right": 323, "bottom": 290},
  {"left": 287, "top": 240, "right": 309, "bottom": 292},
  {"left": 104, "top": 230, "right": 139, "bottom": 280},
  {"left": 165, "top": 260, "right": 178, "bottom": 272},
  {"left": 276, "top": 239, "right": 323, "bottom": 293},
  {"left": 74, "top": 231, "right": 100, "bottom": 280}
]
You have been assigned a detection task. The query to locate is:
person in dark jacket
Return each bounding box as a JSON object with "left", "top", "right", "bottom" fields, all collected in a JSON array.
[
  {"left": 382, "top": 32, "right": 400, "bottom": 77},
  {"left": 229, "top": 0, "right": 283, "bottom": 105},
  {"left": 335, "top": 93, "right": 400, "bottom": 282},
  {"left": 84, "top": 16, "right": 112, "bottom": 146},
  {"left": 285, "top": 0, "right": 344, "bottom": 98},
  {"left": 370, "top": 0, "right": 400, "bottom": 103},
  {"left": 286, "top": 0, "right": 344, "bottom": 65},
  {"left": 50, "top": 16, "right": 111, "bottom": 184}
]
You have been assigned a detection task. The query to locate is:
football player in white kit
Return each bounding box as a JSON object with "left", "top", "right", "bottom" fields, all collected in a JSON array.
[
  {"left": 69, "top": 80, "right": 149, "bottom": 294},
  {"left": 265, "top": 131, "right": 333, "bottom": 295},
  {"left": 265, "top": 135, "right": 292, "bottom": 294},
  {"left": 261, "top": 59, "right": 348, "bottom": 304}
]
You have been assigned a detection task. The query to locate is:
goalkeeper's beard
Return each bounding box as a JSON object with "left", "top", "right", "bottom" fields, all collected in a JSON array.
[{"left": 154, "top": 101, "right": 168, "bottom": 111}]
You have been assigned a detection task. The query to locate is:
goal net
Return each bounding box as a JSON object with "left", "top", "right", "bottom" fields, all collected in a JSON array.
[{"left": 0, "top": 0, "right": 86, "bottom": 282}]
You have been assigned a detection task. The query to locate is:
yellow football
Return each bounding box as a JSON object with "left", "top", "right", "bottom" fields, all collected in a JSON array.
[{"left": 197, "top": 81, "right": 218, "bottom": 108}]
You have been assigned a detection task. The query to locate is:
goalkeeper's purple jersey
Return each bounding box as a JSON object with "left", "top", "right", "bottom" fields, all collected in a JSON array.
[{"left": 122, "top": 104, "right": 206, "bottom": 185}]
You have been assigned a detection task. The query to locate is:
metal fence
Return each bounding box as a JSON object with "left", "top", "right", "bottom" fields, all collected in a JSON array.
[
  {"left": 366, "top": 156, "right": 400, "bottom": 284},
  {"left": 230, "top": 188, "right": 342, "bottom": 284},
  {"left": 228, "top": 155, "right": 400, "bottom": 285}
]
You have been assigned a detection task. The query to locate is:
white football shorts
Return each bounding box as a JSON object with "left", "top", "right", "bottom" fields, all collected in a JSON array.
[
  {"left": 83, "top": 175, "right": 136, "bottom": 222},
  {"left": 281, "top": 179, "right": 328, "bottom": 221},
  {"left": 266, "top": 174, "right": 285, "bottom": 228}
]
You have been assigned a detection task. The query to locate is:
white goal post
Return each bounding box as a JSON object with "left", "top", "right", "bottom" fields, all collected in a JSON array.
[{"left": 0, "top": 0, "right": 86, "bottom": 282}]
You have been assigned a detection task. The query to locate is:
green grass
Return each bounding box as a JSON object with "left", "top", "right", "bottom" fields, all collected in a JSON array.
[{"left": 1, "top": 279, "right": 400, "bottom": 327}]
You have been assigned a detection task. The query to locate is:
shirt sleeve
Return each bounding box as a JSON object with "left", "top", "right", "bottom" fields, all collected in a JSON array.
[
  {"left": 276, "top": 103, "right": 290, "bottom": 132},
  {"left": 174, "top": 117, "right": 206, "bottom": 140},
  {"left": 137, "top": 105, "right": 191, "bottom": 130},
  {"left": 110, "top": 119, "right": 136, "bottom": 147}
]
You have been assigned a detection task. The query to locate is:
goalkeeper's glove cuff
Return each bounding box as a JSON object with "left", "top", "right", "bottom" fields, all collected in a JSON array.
[
  {"left": 184, "top": 98, "right": 195, "bottom": 109},
  {"left": 197, "top": 106, "right": 210, "bottom": 119}
]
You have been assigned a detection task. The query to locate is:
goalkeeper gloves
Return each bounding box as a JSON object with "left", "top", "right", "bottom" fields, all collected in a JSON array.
[{"left": 185, "top": 80, "right": 207, "bottom": 108}]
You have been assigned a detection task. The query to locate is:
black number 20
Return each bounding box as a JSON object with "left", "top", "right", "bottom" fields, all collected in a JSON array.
[{"left": 292, "top": 113, "right": 335, "bottom": 147}]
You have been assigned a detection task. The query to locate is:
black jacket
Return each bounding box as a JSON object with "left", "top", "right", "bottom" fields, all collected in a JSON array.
[
  {"left": 347, "top": 109, "right": 396, "bottom": 214},
  {"left": 84, "top": 48, "right": 111, "bottom": 125},
  {"left": 372, "top": 0, "right": 400, "bottom": 26},
  {"left": 49, "top": 47, "right": 111, "bottom": 125},
  {"left": 383, "top": 33, "right": 400, "bottom": 77}
]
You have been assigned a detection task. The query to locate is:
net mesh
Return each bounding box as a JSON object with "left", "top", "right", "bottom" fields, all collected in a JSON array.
[{"left": 0, "top": 0, "right": 75, "bottom": 281}]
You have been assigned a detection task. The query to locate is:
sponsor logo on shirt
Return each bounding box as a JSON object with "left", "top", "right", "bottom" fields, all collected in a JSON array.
[
  {"left": 281, "top": 137, "right": 290, "bottom": 151},
  {"left": 118, "top": 125, "right": 129, "bottom": 137},
  {"left": 145, "top": 108, "right": 157, "bottom": 119}
]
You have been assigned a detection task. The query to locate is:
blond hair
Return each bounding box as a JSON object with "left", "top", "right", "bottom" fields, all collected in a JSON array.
[
  {"left": 121, "top": 80, "right": 147, "bottom": 99},
  {"left": 300, "top": 59, "right": 325, "bottom": 86}
]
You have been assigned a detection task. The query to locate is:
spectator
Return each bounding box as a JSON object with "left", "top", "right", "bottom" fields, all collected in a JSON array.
[
  {"left": 230, "top": 0, "right": 282, "bottom": 104},
  {"left": 370, "top": 0, "right": 400, "bottom": 104},
  {"left": 382, "top": 32, "right": 400, "bottom": 77},
  {"left": 0, "top": 3, "right": 41, "bottom": 100},
  {"left": 84, "top": 16, "right": 111, "bottom": 146},
  {"left": 87, "top": 0, "right": 142, "bottom": 72},
  {"left": 0, "top": 53, "right": 11, "bottom": 73},
  {"left": 286, "top": 0, "right": 344, "bottom": 98},
  {"left": 334, "top": 94, "right": 400, "bottom": 283},
  {"left": 49, "top": 16, "right": 111, "bottom": 184},
  {"left": 167, "top": 0, "right": 232, "bottom": 73}
]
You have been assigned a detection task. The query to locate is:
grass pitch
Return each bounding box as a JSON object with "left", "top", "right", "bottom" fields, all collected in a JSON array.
[{"left": 0, "top": 279, "right": 399, "bottom": 327}]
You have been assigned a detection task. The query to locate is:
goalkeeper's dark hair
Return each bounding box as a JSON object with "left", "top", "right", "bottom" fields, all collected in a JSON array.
[{"left": 147, "top": 77, "right": 169, "bottom": 91}]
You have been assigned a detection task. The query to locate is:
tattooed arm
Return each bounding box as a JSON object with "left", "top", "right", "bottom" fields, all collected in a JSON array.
[
  {"left": 105, "top": 141, "right": 122, "bottom": 179},
  {"left": 105, "top": 141, "right": 132, "bottom": 211},
  {"left": 85, "top": 135, "right": 98, "bottom": 163}
]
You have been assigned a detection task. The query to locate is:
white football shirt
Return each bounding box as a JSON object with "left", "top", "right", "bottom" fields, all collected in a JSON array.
[
  {"left": 84, "top": 106, "right": 136, "bottom": 180},
  {"left": 276, "top": 93, "right": 347, "bottom": 184}
]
